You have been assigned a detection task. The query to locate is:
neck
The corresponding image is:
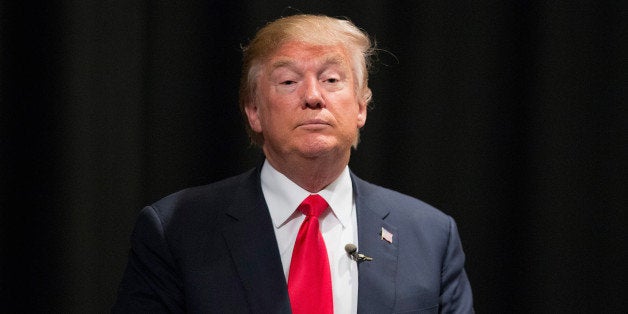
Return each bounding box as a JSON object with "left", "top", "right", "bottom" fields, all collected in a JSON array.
[{"left": 264, "top": 150, "right": 350, "bottom": 193}]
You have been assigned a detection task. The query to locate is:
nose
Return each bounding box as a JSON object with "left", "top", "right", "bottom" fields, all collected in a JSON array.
[{"left": 303, "top": 77, "right": 325, "bottom": 109}]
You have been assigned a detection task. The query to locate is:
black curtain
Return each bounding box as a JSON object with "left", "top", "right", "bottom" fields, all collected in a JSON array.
[{"left": 2, "top": 1, "right": 626, "bottom": 312}]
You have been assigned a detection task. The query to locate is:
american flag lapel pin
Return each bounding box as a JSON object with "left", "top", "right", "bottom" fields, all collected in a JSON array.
[{"left": 381, "top": 227, "right": 393, "bottom": 243}]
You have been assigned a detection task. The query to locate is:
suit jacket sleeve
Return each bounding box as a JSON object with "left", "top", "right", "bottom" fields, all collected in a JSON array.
[
  {"left": 112, "top": 205, "right": 185, "bottom": 313},
  {"left": 440, "top": 216, "right": 473, "bottom": 313}
]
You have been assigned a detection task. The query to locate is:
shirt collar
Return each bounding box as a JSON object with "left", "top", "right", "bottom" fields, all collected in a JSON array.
[{"left": 261, "top": 159, "right": 354, "bottom": 229}]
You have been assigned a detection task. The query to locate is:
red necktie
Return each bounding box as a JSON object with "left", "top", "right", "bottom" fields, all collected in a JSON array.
[{"left": 288, "top": 194, "right": 333, "bottom": 314}]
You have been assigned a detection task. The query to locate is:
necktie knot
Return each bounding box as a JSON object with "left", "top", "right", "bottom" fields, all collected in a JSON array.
[{"left": 298, "top": 194, "right": 328, "bottom": 218}]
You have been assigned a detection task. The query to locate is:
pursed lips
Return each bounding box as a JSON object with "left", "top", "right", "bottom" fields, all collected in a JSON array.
[{"left": 297, "top": 119, "right": 331, "bottom": 129}]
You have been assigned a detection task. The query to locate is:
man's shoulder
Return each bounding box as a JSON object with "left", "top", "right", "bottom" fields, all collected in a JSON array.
[
  {"left": 351, "top": 173, "right": 451, "bottom": 223},
  {"left": 147, "top": 168, "right": 259, "bottom": 221}
]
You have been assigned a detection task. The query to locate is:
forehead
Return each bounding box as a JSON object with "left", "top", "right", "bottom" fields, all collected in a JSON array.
[{"left": 265, "top": 41, "right": 352, "bottom": 70}]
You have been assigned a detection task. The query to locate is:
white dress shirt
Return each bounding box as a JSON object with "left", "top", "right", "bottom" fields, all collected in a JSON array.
[{"left": 261, "top": 160, "right": 359, "bottom": 314}]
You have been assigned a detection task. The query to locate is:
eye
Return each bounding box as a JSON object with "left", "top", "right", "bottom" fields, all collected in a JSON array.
[
  {"left": 326, "top": 78, "right": 339, "bottom": 83},
  {"left": 281, "top": 80, "right": 297, "bottom": 85}
]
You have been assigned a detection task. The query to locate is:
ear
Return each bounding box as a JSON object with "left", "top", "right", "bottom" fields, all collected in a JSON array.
[
  {"left": 244, "top": 102, "right": 263, "bottom": 132},
  {"left": 356, "top": 99, "right": 367, "bottom": 128}
]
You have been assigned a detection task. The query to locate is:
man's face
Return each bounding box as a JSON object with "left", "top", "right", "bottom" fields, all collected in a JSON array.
[{"left": 245, "top": 41, "right": 367, "bottom": 161}]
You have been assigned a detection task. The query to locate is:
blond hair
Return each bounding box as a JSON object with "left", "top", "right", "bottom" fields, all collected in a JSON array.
[{"left": 239, "top": 14, "right": 375, "bottom": 146}]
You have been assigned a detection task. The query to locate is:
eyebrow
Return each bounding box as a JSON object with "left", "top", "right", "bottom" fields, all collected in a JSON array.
[
  {"left": 322, "top": 55, "right": 347, "bottom": 67},
  {"left": 270, "top": 59, "right": 297, "bottom": 71},
  {"left": 270, "top": 54, "right": 348, "bottom": 72}
]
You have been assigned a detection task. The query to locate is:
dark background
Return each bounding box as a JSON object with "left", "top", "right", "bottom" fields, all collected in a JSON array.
[{"left": 2, "top": 1, "right": 627, "bottom": 312}]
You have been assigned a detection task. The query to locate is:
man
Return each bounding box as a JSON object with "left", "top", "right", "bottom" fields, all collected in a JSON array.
[{"left": 113, "top": 14, "right": 473, "bottom": 313}]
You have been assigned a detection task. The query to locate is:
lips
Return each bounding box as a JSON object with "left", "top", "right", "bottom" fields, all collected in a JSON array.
[{"left": 299, "top": 118, "right": 330, "bottom": 126}]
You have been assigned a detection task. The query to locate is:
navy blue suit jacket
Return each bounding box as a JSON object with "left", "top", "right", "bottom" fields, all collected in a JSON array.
[{"left": 113, "top": 167, "right": 473, "bottom": 313}]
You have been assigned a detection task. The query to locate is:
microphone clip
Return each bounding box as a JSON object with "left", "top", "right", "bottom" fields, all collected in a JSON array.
[
  {"left": 353, "top": 253, "right": 373, "bottom": 262},
  {"left": 344, "top": 243, "right": 373, "bottom": 262}
]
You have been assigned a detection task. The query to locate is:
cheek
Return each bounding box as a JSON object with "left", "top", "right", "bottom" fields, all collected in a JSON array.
[
  {"left": 257, "top": 103, "right": 289, "bottom": 131},
  {"left": 264, "top": 95, "right": 300, "bottom": 121},
  {"left": 334, "top": 96, "right": 363, "bottom": 123}
]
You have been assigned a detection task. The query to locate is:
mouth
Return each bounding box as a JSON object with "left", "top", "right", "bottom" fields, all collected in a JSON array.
[
  {"left": 299, "top": 119, "right": 329, "bottom": 126},
  {"left": 297, "top": 119, "right": 331, "bottom": 130}
]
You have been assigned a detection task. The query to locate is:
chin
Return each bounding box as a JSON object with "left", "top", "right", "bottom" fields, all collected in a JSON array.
[{"left": 296, "top": 138, "right": 346, "bottom": 158}]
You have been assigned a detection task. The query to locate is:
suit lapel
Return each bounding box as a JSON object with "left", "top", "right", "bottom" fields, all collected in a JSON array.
[
  {"left": 353, "top": 174, "right": 399, "bottom": 313},
  {"left": 221, "top": 169, "right": 291, "bottom": 313},
  {"left": 217, "top": 169, "right": 400, "bottom": 312}
]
